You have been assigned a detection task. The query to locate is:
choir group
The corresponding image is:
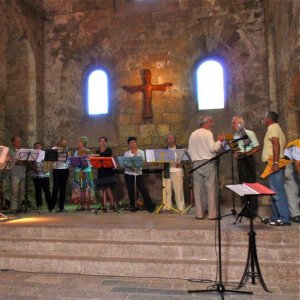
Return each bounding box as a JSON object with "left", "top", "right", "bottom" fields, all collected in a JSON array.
[{"left": 1, "top": 111, "right": 299, "bottom": 226}]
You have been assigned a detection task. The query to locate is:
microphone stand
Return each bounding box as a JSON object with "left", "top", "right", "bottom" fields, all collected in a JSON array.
[
  {"left": 188, "top": 148, "right": 252, "bottom": 299},
  {"left": 222, "top": 133, "right": 250, "bottom": 219}
]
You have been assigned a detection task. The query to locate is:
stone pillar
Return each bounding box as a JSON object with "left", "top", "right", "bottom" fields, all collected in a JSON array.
[{"left": 265, "top": 15, "right": 278, "bottom": 112}]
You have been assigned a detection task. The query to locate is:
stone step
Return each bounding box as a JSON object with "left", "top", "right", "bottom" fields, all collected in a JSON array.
[
  {"left": 0, "top": 252, "right": 297, "bottom": 285},
  {"left": 0, "top": 237, "right": 298, "bottom": 263},
  {"left": 0, "top": 223, "right": 297, "bottom": 246}
]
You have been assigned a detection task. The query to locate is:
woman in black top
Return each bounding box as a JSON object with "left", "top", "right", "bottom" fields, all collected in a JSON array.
[{"left": 95, "top": 136, "right": 117, "bottom": 211}]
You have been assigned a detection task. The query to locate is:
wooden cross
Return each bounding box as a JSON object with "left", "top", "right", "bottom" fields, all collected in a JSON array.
[{"left": 122, "top": 69, "right": 172, "bottom": 119}]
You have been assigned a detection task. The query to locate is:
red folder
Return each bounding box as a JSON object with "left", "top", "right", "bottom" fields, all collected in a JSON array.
[{"left": 89, "top": 156, "right": 116, "bottom": 169}]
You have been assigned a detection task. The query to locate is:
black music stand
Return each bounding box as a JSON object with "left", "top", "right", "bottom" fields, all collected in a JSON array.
[
  {"left": 117, "top": 156, "right": 144, "bottom": 210},
  {"left": 14, "top": 149, "right": 44, "bottom": 214},
  {"left": 43, "top": 149, "right": 59, "bottom": 173},
  {"left": 226, "top": 183, "right": 274, "bottom": 292},
  {"left": 145, "top": 149, "right": 180, "bottom": 214},
  {"left": 188, "top": 149, "right": 252, "bottom": 299},
  {"left": 90, "top": 156, "right": 118, "bottom": 214},
  {"left": 69, "top": 156, "right": 89, "bottom": 213}
]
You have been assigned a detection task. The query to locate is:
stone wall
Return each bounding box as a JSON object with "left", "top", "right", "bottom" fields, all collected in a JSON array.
[
  {"left": 264, "top": 0, "right": 300, "bottom": 141},
  {"left": 1, "top": 0, "right": 299, "bottom": 205},
  {"left": 0, "top": 0, "right": 7, "bottom": 145},
  {"left": 43, "top": 0, "right": 269, "bottom": 155},
  {"left": 0, "top": 0, "right": 44, "bottom": 147}
]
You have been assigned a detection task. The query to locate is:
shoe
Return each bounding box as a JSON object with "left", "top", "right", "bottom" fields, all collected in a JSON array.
[
  {"left": 195, "top": 216, "right": 203, "bottom": 220},
  {"left": 102, "top": 206, "right": 107, "bottom": 213},
  {"left": 291, "top": 216, "right": 300, "bottom": 223},
  {"left": 111, "top": 206, "right": 119, "bottom": 213},
  {"left": 85, "top": 207, "right": 92, "bottom": 211},
  {"left": 269, "top": 220, "right": 291, "bottom": 226},
  {"left": 57, "top": 209, "right": 67, "bottom": 213},
  {"left": 147, "top": 203, "right": 156, "bottom": 213},
  {"left": 262, "top": 217, "right": 271, "bottom": 224},
  {"left": 130, "top": 207, "right": 139, "bottom": 212},
  {"left": 77, "top": 206, "right": 85, "bottom": 212},
  {"left": 148, "top": 206, "right": 155, "bottom": 213}
]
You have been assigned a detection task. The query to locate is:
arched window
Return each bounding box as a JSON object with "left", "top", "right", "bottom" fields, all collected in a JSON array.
[
  {"left": 87, "top": 69, "right": 108, "bottom": 115},
  {"left": 196, "top": 60, "right": 225, "bottom": 110}
]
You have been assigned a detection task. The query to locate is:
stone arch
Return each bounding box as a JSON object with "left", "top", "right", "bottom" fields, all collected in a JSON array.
[{"left": 6, "top": 30, "right": 37, "bottom": 147}]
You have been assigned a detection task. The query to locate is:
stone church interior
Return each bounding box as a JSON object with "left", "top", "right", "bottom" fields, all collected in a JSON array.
[{"left": 0, "top": 0, "right": 299, "bottom": 299}]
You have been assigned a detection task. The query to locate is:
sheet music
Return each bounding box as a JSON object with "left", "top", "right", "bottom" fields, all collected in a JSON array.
[
  {"left": 226, "top": 183, "right": 275, "bottom": 196},
  {"left": 0, "top": 146, "right": 9, "bottom": 164},
  {"left": 174, "top": 149, "right": 191, "bottom": 162},
  {"left": 30, "top": 150, "right": 45, "bottom": 163},
  {"left": 14, "top": 149, "right": 45, "bottom": 162},
  {"left": 117, "top": 156, "right": 144, "bottom": 168},
  {"left": 0, "top": 158, "right": 17, "bottom": 170},
  {"left": 225, "top": 184, "right": 259, "bottom": 196},
  {"left": 145, "top": 149, "right": 176, "bottom": 163},
  {"left": 145, "top": 150, "right": 155, "bottom": 163}
]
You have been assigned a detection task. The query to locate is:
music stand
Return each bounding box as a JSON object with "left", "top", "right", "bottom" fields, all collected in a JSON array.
[
  {"left": 226, "top": 183, "right": 274, "bottom": 292},
  {"left": 90, "top": 156, "right": 117, "bottom": 214},
  {"left": 117, "top": 156, "right": 144, "bottom": 210},
  {"left": 145, "top": 149, "right": 180, "bottom": 214},
  {"left": 69, "top": 156, "right": 89, "bottom": 212},
  {"left": 43, "top": 149, "right": 58, "bottom": 173},
  {"left": 14, "top": 149, "right": 43, "bottom": 214},
  {"left": 188, "top": 148, "right": 252, "bottom": 298}
]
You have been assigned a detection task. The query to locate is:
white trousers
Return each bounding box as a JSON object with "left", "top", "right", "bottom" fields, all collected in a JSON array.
[
  {"left": 284, "top": 163, "right": 300, "bottom": 217},
  {"left": 163, "top": 169, "right": 185, "bottom": 211}
]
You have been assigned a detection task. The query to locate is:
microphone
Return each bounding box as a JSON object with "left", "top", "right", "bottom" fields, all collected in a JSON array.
[
  {"left": 237, "top": 125, "right": 251, "bottom": 147},
  {"left": 232, "top": 135, "right": 249, "bottom": 143}
]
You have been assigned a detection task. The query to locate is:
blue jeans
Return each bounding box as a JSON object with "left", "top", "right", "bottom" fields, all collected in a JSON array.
[{"left": 268, "top": 169, "right": 291, "bottom": 223}]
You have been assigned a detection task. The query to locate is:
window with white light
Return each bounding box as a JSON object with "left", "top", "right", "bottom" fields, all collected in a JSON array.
[
  {"left": 87, "top": 69, "right": 108, "bottom": 115},
  {"left": 196, "top": 60, "right": 225, "bottom": 110}
]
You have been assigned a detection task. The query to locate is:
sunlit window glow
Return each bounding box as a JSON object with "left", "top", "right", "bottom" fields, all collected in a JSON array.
[
  {"left": 197, "top": 60, "right": 224, "bottom": 110},
  {"left": 88, "top": 70, "right": 108, "bottom": 115}
]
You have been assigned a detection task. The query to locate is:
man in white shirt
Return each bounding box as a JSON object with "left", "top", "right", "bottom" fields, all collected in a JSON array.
[{"left": 188, "top": 116, "right": 225, "bottom": 220}]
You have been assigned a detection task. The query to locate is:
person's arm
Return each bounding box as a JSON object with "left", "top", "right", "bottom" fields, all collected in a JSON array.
[
  {"left": 246, "top": 145, "right": 260, "bottom": 156},
  {"left": 246, "top": 131, "right": 260, "bottom": 156},
  {"left": 271, "top": 137, "right": 280, "bottom": 172},
  {"left": 209, "top": 133, "right": 224, "bottom": 152}
]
